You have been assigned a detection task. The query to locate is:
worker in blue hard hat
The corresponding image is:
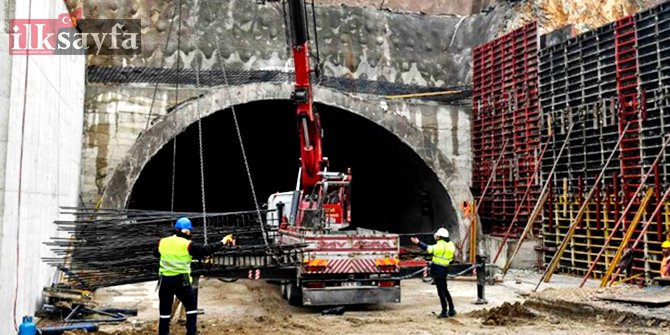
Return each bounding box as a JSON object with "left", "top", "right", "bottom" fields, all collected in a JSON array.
[
  {"left": 154, "top": 217, "right": 235, "bottom": 335},
  {"left": 411, "top": 227, "right": 456, "bottom": 319}
]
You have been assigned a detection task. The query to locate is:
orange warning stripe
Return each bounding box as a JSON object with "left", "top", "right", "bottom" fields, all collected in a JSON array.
[
  {"left": 375, "top": 258, "right": 399, "bottom": 266},
  {"left": 305, "top": 259, "right": 329, "bottom": 267}
]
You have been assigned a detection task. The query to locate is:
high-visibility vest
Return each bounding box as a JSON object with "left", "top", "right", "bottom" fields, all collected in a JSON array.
[
  {"left": 662, "top": 255, "right": 670, "bottom": 278},
  {"left": 158, "top": 235, "right": 193, "bottom": 281},
  {"left": 461, "top": 202, "right": 472, "bottom": 219},
  {"left": 428, "top": 239, "right": 455, "bottom": 267}
]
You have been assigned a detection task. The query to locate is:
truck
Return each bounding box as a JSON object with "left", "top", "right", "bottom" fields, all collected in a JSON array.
[{"left": 264, "top": 0, "right": 402, "bottom": 306}]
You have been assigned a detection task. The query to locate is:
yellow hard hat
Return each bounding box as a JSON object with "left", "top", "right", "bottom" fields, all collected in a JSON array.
[
  {"left": 662, "top": 240, "right": 670, "bottom": 249},
  {"left": 223, "top": 234, "right": 234, "bottom": 244}
]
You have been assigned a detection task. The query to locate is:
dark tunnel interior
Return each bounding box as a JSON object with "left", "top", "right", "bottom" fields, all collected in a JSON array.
[{"left": 129, "top": 100, "right": 457, "bottom": 236}]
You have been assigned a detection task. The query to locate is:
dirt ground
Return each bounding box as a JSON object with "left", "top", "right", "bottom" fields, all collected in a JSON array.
[{"left": 62, "top": 271, "right": 670, "bottom": 335}]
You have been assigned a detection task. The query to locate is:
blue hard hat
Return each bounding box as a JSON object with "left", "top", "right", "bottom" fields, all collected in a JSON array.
[{"left": 175, "top": 217, "right": 193, "bottom": 230}]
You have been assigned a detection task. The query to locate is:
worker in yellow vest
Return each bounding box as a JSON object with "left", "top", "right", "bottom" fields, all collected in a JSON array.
[
  {"left": 460, "top": 201, "right": 472, "bottom": 220},
  {"left": 661, "top": 240, "right": 670, "bottom": 278},
  {"left": 411, "top": 227, "right": 456, "bottom": 318},
  {"left": 155, "top": 217, "right": 235, "bottom": 335}
]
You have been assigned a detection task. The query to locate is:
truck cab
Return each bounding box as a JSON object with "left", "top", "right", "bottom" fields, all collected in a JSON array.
[{"left": 267, "top": 172, "right": 401, "bottom": 306}]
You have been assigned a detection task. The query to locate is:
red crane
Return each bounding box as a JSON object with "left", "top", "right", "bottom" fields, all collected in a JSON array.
[
  {"left": 287, "top": 0, "right": 323, "bottom": 191},
  {"left": 284, "top": 0, "right": 350, "bottom": 227}
]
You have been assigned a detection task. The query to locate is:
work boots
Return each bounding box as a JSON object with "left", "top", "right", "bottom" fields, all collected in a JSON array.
[{"left": 437, "top": 310, "right": 457, "bottom": 319}]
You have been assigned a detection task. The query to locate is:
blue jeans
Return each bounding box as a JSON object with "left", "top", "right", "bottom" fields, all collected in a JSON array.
[{"left": 431, "top": 264, "right": 454, "bottom": 312}]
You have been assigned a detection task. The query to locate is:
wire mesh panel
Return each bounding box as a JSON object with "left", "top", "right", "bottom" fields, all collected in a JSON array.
[{"left": 45, "top": 208, "right": 304, "bottom": 289}]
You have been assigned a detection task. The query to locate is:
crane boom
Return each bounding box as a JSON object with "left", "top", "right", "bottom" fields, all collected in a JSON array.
[
  {"left": 288, "top": 0, "right": 323, "bottom": 192},
  {"left": 261, "top": 1, "right": 401, "bottom": 307}
]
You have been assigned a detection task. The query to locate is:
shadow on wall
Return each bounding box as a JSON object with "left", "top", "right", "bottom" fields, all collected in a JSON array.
[{"left": 129, "top": 100, "right": 457, "bottom": 236}]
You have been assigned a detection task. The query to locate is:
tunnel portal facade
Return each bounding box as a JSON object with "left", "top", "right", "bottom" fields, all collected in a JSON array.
[{"left": 89, "top": 83, "right": 473, "bottom": 244}]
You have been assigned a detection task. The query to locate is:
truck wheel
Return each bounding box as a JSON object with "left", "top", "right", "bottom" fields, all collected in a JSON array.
[
  {"left": 281, "top": 283, "right": 288, "bottom": 300},
  {"left": 217, "top": 278, "right": 238, "bottom": 283},
  {"left": 286, "top": 281, "right": 303, "bottom": 306}
]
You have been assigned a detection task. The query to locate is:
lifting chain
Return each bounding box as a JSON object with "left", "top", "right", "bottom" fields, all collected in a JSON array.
[
  {"left": 171, "top": 0, "right": 182, "bottom": 213},
  {"left": 171, "top": 138, "right": 177, "bottom": 212},
  {"left": 195, "top": 62, "right": 208, "bottom": 244},
  {"left": 145, "top": 0, "right": 179, "bottom": 131},
  {"left": 212, "top": 33, "right": 274, "bottom": 257}
]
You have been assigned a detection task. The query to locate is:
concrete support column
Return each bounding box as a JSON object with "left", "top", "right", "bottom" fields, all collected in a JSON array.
[{"left": 0, "top": 0, "right": 85, "bottom": 331}]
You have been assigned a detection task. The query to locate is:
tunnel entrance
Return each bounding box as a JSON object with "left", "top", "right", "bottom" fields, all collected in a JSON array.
[{"left": 129, "top": 100, "right": 456, "bottom": 235}]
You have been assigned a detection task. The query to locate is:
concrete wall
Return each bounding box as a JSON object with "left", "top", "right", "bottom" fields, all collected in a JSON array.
[
  {"left": 0, "top": 0, "right": 86, "bottom": 330},
  {"left": 483, "top": 235, "right": 539, "bottom": 270},
  {"left": 81, "top": 84, "right": 202, "bottom": 206},
  {"left": 83, "top": 83, "right": 473, "bottom": 245},
  {"left": 386, "top": 98, "right": 472, "bottom": 186},
  {"left": 80, "top": 83, "right": 471, "bottom": 207}
]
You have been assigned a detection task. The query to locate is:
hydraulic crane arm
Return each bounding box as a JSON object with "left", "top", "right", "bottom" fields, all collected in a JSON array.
[{"left": 288, "top": 0, "right": 323, "bottom": 192}]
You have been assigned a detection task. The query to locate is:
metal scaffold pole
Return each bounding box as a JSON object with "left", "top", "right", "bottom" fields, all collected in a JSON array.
[
  {"left": 457, "top": 139, "right": 510, "bottom": 260},
  {"left": 493, "top": 132, "right": 552, "bottom": 264},
  {"left": 579, "top": 134, "right": 670, "bottom": 287},
  {"left": 501, "top": 119, "right": 575, "bottom": 276},
  {"left": 605, "top": 187, "right": 670, "bottom": 286},
  {"left": 534, "top": 122, "right": 632, "bottom": 291},
  {"left": 599, "top": 188, "right": 655, "bottom": 286}
]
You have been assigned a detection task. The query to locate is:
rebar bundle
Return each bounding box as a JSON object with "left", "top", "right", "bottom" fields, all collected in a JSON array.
[{"left": 44, "top": 208, "right": 304, "bottom": 289}]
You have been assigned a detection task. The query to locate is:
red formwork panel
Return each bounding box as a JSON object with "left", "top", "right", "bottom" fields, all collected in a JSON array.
[
  {"left": 472, "top": 22, "right": 541, "bottom": 236},
  {"left": 614, "top": 15, "right": 643, "bottom": 229}
]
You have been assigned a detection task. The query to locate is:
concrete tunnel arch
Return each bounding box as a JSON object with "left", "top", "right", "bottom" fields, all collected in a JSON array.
[{"left": 101, "top": 82, "right": 473, "bottom": 247}]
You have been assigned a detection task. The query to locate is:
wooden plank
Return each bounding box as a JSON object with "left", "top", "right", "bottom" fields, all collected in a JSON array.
[
  {"left": 600, "top": 188, "right": 655, "bottom": 287},
  {"left": 598, "top": 287, "right": 670, "bottom": 307},
  {"left": 536, "top": 122, "right": 631, "bottom": 290},
  {"left": 653, "top": 277, "right": 670, "bottom": 287}
]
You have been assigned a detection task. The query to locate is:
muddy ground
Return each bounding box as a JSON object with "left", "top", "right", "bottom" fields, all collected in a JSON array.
[{"left": 61, "top": 271, "right": 670, "bottom": 335}]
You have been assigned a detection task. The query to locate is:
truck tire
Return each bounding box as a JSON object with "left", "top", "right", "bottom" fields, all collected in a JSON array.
[
  {"left": 217, "top": 278, "right": 238, "bottom": 283},
  {"left": 281, "top": 283, "right": 288, "bottom": 300},
  {"left": 286, "top": 281, "right": 303, "bottom": 306}
]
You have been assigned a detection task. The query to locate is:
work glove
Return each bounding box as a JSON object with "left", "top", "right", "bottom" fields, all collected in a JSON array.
[{"left": 222, "top": 234, "right": 235, "bottom": 246}]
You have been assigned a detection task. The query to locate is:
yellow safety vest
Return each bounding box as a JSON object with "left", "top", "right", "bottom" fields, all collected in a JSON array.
[
  {"left": 428, "top": 239, "right": 455, "bottom": 267},
  {"left": 158, "top": 235, "right": 193, "bottom": 282}
]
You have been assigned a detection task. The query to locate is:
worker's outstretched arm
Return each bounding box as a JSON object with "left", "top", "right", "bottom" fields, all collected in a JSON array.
[
  {"left": 188, "top": 241, "right": 223, "bottom": 258},
  {"left": 410, "top": 237, "right": 430, "bottom": 252},
  {"left": 153, "top": 240, "right": 160, "bottom": 258},
  {"left": 188, "top": 234, "right": 235, "bottom": 257}
]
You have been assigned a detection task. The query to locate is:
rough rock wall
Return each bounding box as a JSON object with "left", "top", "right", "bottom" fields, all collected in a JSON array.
[
  {"left": 76, "top": 0, "right": 511, "bottom": 88},
  {"left": 78, "top": 1, "right": 510, "bottom": 209},
  {"left": 314, "top": 0, "right": 500, "bottom": 16},
  {"left": 507, "top": 0, "right": 651, "bottom": 34},
  {"left": 66, "top": 0, "right": 502, "bottom": 17}
]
